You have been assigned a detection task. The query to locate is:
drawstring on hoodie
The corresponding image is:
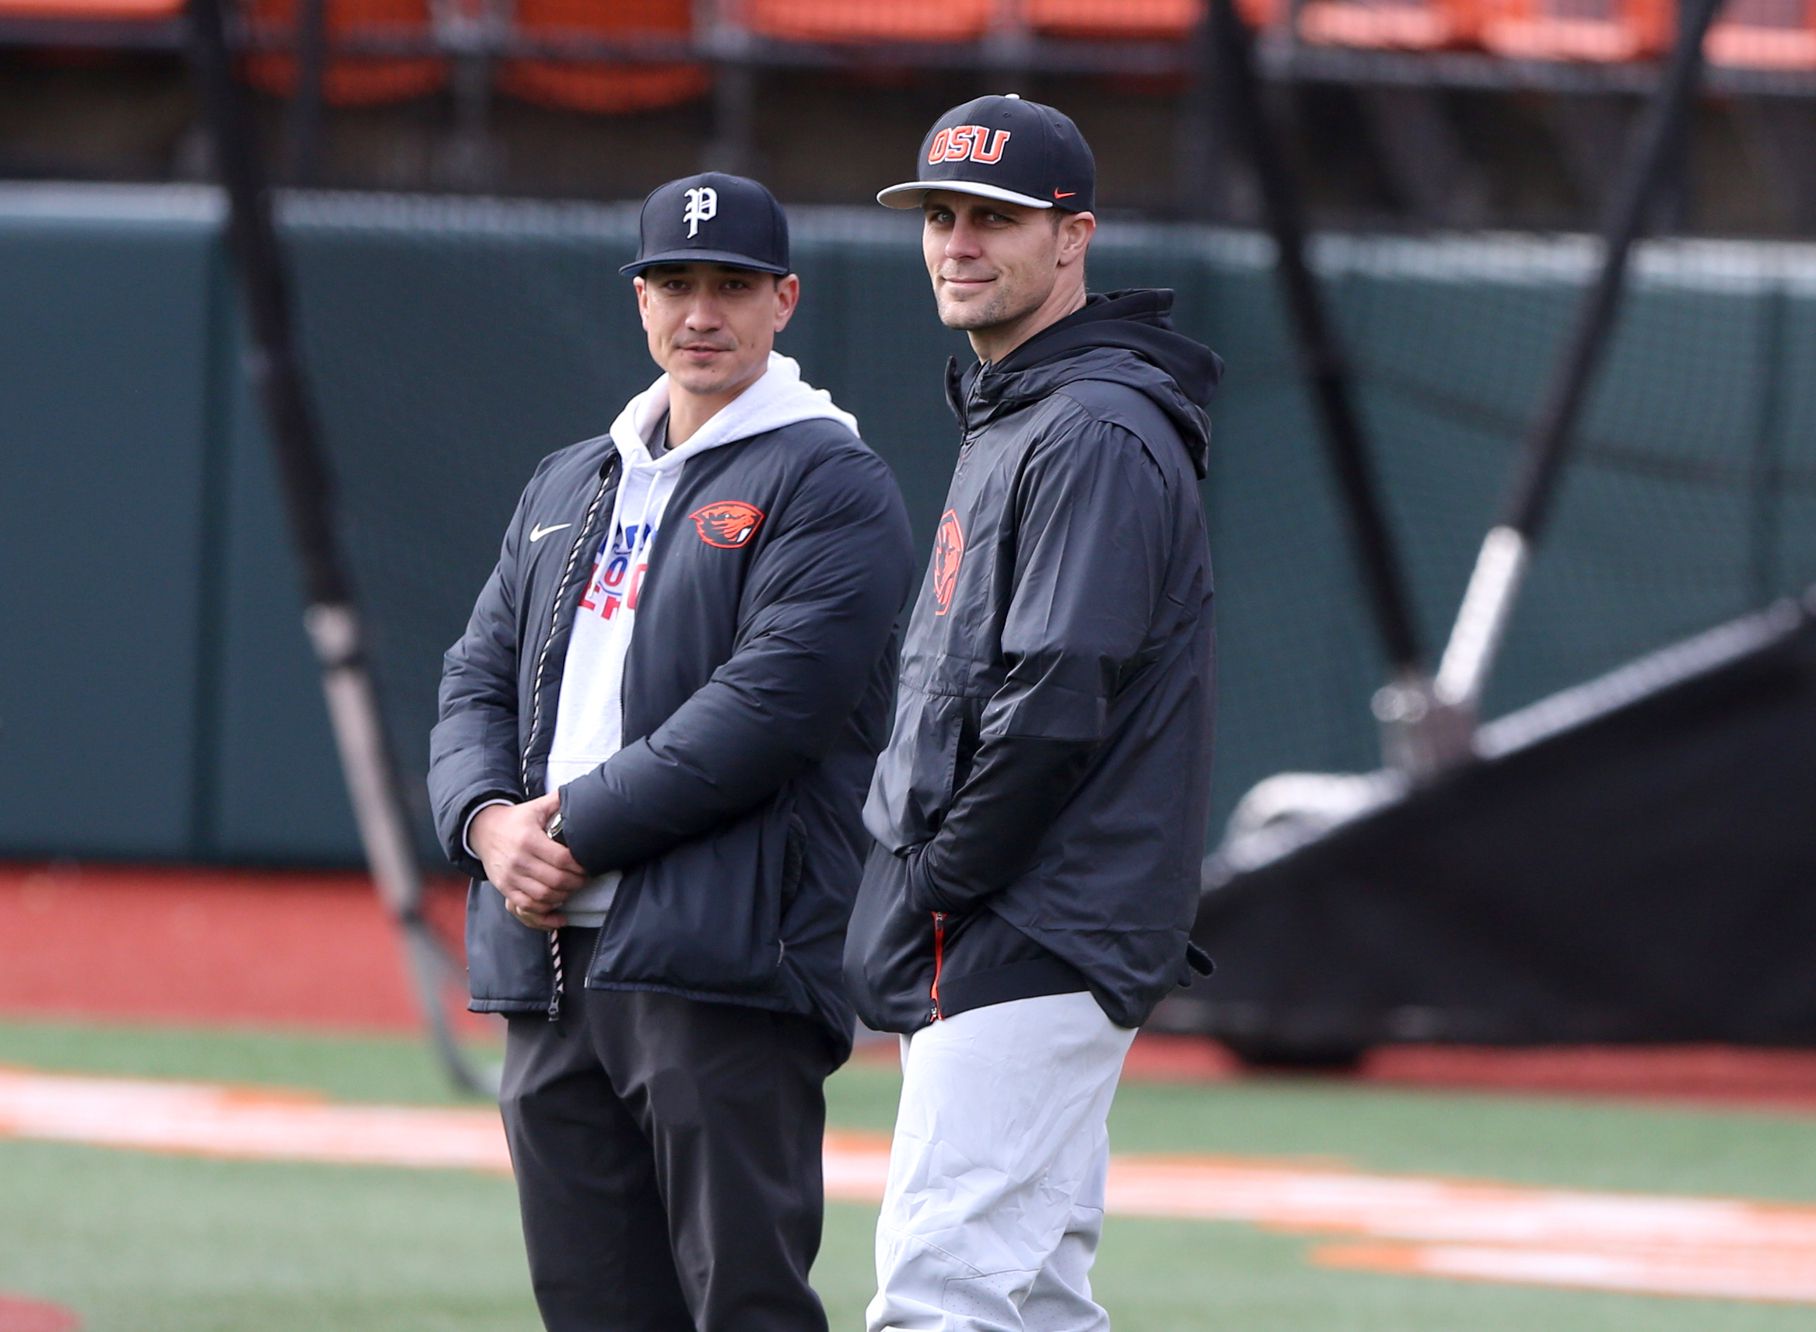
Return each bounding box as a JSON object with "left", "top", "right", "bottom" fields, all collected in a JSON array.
[{"left": 522, "top": 465, "right": 616, "bottom": 1023}]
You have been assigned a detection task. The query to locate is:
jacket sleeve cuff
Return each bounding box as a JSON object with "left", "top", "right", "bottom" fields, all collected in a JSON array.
[
  {"left": 556, "top": 777, "right": 620, "bottom": 875},
  {"left": 460, "top": 797, "right": 516, "bottom": 862}
]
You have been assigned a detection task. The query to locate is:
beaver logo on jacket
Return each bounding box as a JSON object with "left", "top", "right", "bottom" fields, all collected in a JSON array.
[
  {"left": 932, "top": 508, "right": 965, "bottom": 616},
  {"left": 690, "top": 500, "right": 766, "bottom": 549}
]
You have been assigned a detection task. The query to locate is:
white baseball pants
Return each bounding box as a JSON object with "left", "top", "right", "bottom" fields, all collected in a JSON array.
[{"left": 867, "top": 991, "right": 1138, "bottom": 1332}]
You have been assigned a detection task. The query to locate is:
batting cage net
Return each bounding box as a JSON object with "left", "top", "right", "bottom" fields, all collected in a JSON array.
[{"left": 241, "top": 206, "right": 1816, "bottom": 853}]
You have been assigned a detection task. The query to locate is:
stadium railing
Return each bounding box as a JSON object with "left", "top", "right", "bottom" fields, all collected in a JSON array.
[
  {"left": 1021, "top": 0, "right": 1280, "bottom": 41},
  {"left": 0, "top": 0, "right": 178, "bottom": 15},
  {"left": 1476, "top": 0, "right": 1673, "bottom": 62},
  {"left": 0, "top": 0, "right": 185, "bottom": 48},
  {"left": 239, "top": 0, "right": 447, "bottom": 104},
  {"left": 5, "top": 0, "right": 1814, "bottom": 94},
  {"left": 731, "top": 0, "right": 998, "bottom": 43},
  {"left": 0, "top": 0, "right": 1810, "bottom": 228},
  {"left": 1704, "top": 0, "right": 1816, "bottom": 67},
  {"left": 495, "top": 0, "right": 710, "bottom": 113},
  {"left": 1294, "top": 0, "right": 1485, "bottom": 51}
]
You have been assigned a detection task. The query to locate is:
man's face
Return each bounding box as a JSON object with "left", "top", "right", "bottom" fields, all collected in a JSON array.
[
  {"left": 922, "top": 191, "right": 1085, "bottom": 361},
  {"left": 635, "top": 262, "right": 799, "bottom": 410}
]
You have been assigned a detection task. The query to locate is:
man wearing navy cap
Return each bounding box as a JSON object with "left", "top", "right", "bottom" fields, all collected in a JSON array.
[
  {"left": 429, "top": 172, "right": 913, "bottom": 1330},
  {"left": 847, "top": 96, "right": 1224, "bottom": 1330}
]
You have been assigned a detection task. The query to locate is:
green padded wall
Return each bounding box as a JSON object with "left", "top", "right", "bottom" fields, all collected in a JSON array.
[
  {"left": 0, "top": 189, "right": 218, "bottom": 858},
  {"left": 2, "top": 184, "right": 1812, "bottom": 868}
]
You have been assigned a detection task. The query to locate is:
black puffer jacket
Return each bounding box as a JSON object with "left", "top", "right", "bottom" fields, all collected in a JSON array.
[
  {"left": 844, "top": 289, "right": 1221, "bottom": 1033},
  {"left": 429, "top": 420, "right": 913, "bottom": 1059}
]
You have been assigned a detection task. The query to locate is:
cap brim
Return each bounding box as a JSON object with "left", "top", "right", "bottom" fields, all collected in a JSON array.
[
  {"left": 620, "top": 249, "right": 792, "bottom": 277},
  {"left": 875, "top": 179, "right": 1054, "bottom": 210}
]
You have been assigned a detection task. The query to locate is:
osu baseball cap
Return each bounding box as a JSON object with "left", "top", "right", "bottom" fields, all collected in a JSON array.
[
  {"left": 620, "top": 172, "right": 791, "bottom": 277},
  {"left": 876, "top": 93, "right": 1096, "bottom": 214}
]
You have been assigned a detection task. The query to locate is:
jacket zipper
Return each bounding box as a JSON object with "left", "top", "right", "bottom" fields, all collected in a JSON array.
[
  {"left": 958, "top": 373, "right": 984, "bottom": 457},
  {"left": 930, "top": 374, "right": 975, "bottom": 1024},
  {"left": 521, "top": 466, "right": 615, "bottom": 1021},
  {"left": 928, "top": 910, "right": 947, "bottom": 1023}
]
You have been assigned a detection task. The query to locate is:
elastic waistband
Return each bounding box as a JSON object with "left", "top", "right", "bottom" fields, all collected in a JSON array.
[{"left": 936, "top": 954, "right": 1091, "bottom": 1021}]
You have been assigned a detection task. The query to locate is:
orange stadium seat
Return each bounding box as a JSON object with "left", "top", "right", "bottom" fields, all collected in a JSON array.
[
  {"left": 497, "top": 0, "right": 710, "bottom": 114},
  {"left": 1478, "top": 0, "right": 1671, "bottom": 61},
  {"left": 1705, "top": 0, "right": 1816, "bottom": 68},
  {"left": 1021, "top": 0, "right": 1282, "bottom": 40},
  {"left": 1296, "top": 0, "right": 1483, "bottom": 50},
  {"left": 240, "top": 0, "right": 446, "bottom": 105},
  {"left": 734, "top": 0, "right": 996, "bottom": 43}
]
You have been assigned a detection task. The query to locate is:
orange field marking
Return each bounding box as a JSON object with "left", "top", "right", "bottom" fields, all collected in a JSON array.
[
  {"left": 4, "top": 1067, "right": 1814, "bottom": 1305},
  {"left": 0, "top": 1294, "right": 81, "bottom": 1332}
]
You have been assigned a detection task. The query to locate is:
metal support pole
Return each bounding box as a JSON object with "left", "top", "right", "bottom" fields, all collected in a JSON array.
[
  {"left": 187, "top": 0, "right": 496, "bottom": 1096},
  {"left": 288, "top": 0, "right": 327, "bottom": 185},
  {"left": 1429, "top": 0, "right": 1727, "bottom": 740}
]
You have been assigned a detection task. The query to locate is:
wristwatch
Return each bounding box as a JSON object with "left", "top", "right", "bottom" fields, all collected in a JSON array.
[{"left": 545, "top": 807, "right": 567, "bottom": 846}]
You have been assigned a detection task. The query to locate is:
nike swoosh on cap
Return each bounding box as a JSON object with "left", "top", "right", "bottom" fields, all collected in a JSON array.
[
  {"left": 1053, "top": 189, "right": 1077, "bottom": 199},
  {"left": 529, "top": 522, "right": 572, "bottom": 543}
]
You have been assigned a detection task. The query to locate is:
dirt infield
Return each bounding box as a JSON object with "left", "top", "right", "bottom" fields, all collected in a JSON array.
[
  {"left": 6, "top": 861, "right": 1816, "bottom": 1113},
  {"left": 0, "top": 862, "right": 442, "bottom": 1033}
]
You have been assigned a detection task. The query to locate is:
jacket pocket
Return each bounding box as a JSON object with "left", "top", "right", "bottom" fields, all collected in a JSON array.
[
  {"left": 464, "top": 878, "right": 555, "bottom": 1009},
  {"left": 591, "top": 797, "right": 790, "bottom": 995},
  {"left": 863, "top": 683, "right": 972, "bottom": 851},
  {"left": 843, "top": 840, "right": 941, "bottom": 1033}
]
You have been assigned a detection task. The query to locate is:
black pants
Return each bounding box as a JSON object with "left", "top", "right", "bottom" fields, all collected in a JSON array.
[{"left": 499, "top": 930, "right": 834, "bottom": 1332}]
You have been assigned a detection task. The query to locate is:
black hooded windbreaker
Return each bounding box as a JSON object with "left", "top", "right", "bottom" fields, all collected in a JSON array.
[{"left": 844, "top": 289, "right": 1221, "bottom": 1033}]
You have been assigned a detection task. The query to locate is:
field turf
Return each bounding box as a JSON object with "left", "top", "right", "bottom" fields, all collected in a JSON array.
[{"left": 3, "top": 1018, "right": 1815, "bottom": 1330}]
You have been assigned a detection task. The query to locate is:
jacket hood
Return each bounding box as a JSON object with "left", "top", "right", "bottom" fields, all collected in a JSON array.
[
  {"left": 945, "top": 288, "right": 1221, "bottom": 478},
  {"left": 610, "top": 352, "right": 859, "bottom": 473}
]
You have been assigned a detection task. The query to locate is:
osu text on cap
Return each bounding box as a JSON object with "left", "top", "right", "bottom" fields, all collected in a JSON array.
[{"left": 928, "top": 127, "right": 1011, "bottom": 166}]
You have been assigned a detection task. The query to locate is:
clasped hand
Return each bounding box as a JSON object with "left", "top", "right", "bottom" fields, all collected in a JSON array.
[{"left": 471, "top": 792, "right": 587, "bottom": 931}]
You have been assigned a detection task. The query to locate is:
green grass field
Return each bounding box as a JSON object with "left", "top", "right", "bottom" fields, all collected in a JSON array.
[{"left": 2, "top": 1019, "right": 1814, "bottom": 1330}]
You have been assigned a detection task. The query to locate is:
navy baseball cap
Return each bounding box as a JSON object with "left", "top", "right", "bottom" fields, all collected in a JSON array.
[
  {"left": 877, "top": 94, "right": 1096, "bottom": 214},
  {"left": 620, "top": 172, "right": 791, "bottom": 277}
]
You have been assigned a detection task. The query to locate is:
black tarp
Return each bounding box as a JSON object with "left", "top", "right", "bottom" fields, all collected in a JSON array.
[{"left": 1183, "top": 589, "right": 1816, "bottom": 1061}]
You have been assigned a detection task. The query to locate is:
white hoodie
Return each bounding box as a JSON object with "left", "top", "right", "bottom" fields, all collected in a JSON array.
[{"left": 548, "top": 353, "right": 859, "bottom": 924}]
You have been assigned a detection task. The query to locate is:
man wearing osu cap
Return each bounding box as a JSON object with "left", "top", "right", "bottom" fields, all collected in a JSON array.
[
  {"left": 847, "top": 96, "right": 1224, "bottom": 1330},
  {"left": 429, "top": 172, "right": 913, "bottom": 1330}
]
